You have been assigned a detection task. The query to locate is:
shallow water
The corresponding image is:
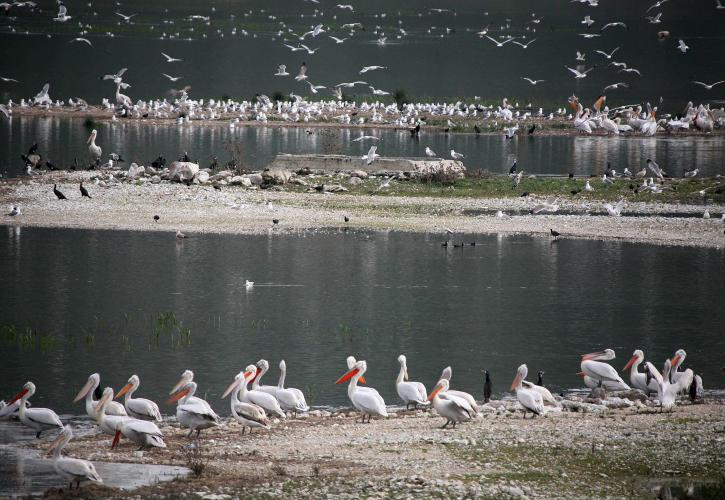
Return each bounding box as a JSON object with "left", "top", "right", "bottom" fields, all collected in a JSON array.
[
  {"left": 2, "top": 116, "right": 724, "bottom": 178},
  {"left": 0, "top": 421, "right": 189, "bottom": 496},
  {"left": 0, "top": 227, "right": 722, "bottom": 415}
]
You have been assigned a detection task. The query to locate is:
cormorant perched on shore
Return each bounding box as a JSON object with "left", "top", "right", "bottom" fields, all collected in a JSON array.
[
  {"left": 80, "top": 182, "right": 91, "bottom": 198},
  {"left": 509, "top": 160, "right": 517, "bottom": 175},
  {"left": 483, "top": 370, "right": 492, "bottom": 403},
  {"left": 537, "top": 371, "right": 545, "bottom": 386},
  {"left": 409, "top": 123, "right": 420, "bottom": 137},
  {"left": 53, "top": 184, "right": 67, "bottom": 200},
  {"left": 528, "top": 124, "right": 537, "bottom": 135}
]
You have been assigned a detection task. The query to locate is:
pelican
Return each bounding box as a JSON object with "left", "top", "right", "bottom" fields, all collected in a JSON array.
[
  {"left": 90, "top": 388, "right": 132, "bottom": 436},
  {"left": 115, "top": 82, "right": 132, "bottom": 107},
  {"left": 167, "top": 382, "right": 220, "bottom": 437},
  {"left": 87, "top": 130, "right": 102, "bottom": 160},
  {"left": 670, "top": 349, "right": 694, "bottom": 393},
  {"left": 439, "top": 366, "right": 479, "bottom": 415},
  {"left": 251, "top": 359, "right": 278, "bottom": 397},
  {"left": 576, "top": 372, "right": 630, "bottom": 391},
  {"left": 335, "top": 360, "right": 388, "bottom": 423},
  {"left": 521, "top": 376, "right": 559, "bottom": 407},
  {"left": 170, "top": 370, "right": 212, "bottom": 409},
  {"left": 645, "top": 361, "right": 678, "bottom": 411},
  {"left": 275, "top": 360, "right": 309, "bottom": 415},
  {"left": 396, "top": 355, "right": 428, "bottom": 409},
  {"left": 221, "top": 370, "right": 271, "bottom": 433},
  {"left": 8, "top": 382, "right": 63, "bottom": 438},
  {"left": 116, "top": 375, "right": 162, "bottom": 421},
  {"left": 73, "top": 373, "right": 127, "bottom": 417},
  {"left": 46, "top": 426, "right": 102, "bottom": 489},
  {"left": 346, "top": 356, "right": 370, "bottom": 389},
  {"left": 112, "top": 420, "right": 165, "bottom": 451},
  {"left": 581, "top": 349, "right": 630, "bottom": 390},
  {"left": 427, "top": 379, "right": 472, "bottom": 428},
  {"left": 622, "top": 350, "right": 658, "bottom": 393},
  {"left": 237, "top": 365, "right": 286, "bottom": 419},
  {"left": 510, "top": 365, "right": 544, "bottom": 418}
]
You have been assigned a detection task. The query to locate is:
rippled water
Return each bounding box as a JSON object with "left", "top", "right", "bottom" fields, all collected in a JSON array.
[
  {"left": 0, "top": 227, "right": 722, "bottom": 415},
  {"left": 2, "top": 116, "right": 724, "bottom": 178}
]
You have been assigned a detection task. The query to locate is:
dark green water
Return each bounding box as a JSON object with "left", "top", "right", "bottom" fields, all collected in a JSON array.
[{"left": 1, "top": 227, "right": 723, "bottom": 414}]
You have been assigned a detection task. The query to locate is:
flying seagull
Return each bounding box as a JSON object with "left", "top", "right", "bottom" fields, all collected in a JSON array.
[{"left": 161, "top": 52, "right": 183, "bottom": 63}]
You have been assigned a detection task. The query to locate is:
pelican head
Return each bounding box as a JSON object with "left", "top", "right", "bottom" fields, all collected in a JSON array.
[
  {"left": 170, "top": 370, "right": 194, "bottom": 394},
  {"left": 256, "top": 359, "right": 269, "bottom": 372},
  {"left": 73, "top": 373, "right": 100, "bottom": 402},
  {"left": 10, "top": 381, "right": 36, "bottom": 404},
  {"left": 221, "top": 369, "right": 254, "bottom": 398},
  {"left": 96, "top": 387, "right": 114, "bottom": 412},
  {"left": 510, "top": 364, "right": 529, "bottom": 391},
  {"left": 167, "top": 382, "right": 196, "bottom": 404},
  {"left": 440, "top": 366, "right": 452, "bottom": 381},
  {"left": 346, "top": 355, "right": 357, "bottom": 369},
  {"left": 671, "top": 349, "right": 686, "bottom": 368},
  {"left": 335, "top": 360, "right": 366, "bottom": 384},
  {"left": 398, "top": 354, "right": 409, "bottom": 380},
  {"left": 622, "top": 349, "right": 644, "bottom": 372},
  {"left": 427, "top": 379, "right": 450, "bottom": 401},
  {"left": 582, "top": 349, "right": 615, "bottom": 361},
  {"left": 87, "top": 129, "right": 97, "bottom": 144},
  {"left": 116, "top": 374, "right": 140, "bottom": 399},
  {"left": 279, "top": 359, "right": 286, "bottom": 371},
  {"left": 46, "top": 425, "right": 72, "bottom": 456}
]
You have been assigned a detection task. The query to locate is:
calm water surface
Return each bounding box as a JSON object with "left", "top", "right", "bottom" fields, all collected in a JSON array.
[
  {"left": 1, "top": 227, "right": 723, "bottom": 415},
  {"left": 2, "top": 116, "right": 724, "bottom": 177}
]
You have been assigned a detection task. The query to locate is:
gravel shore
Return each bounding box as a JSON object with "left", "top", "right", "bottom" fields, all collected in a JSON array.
[
  {"left": 26, "top": 396, "right": 725, "bottom": 499},
  {"left": 1, "top": 171, "right": 723, "bottom": 249}
]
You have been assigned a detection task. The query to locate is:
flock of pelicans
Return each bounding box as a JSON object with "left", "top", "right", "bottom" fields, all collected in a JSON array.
[{"left": 0, "top": 348, "right": 705, "bottom": 489}]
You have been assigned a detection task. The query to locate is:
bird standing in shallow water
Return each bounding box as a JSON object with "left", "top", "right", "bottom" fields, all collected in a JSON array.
[
  {"left": 53, "top": 184, "right": 67, "bottom": 200},
  {"left": 550, "top": 229, "right": 560, "bottom": 240},
  {"left": 80, "top": 182, "right": 91, "bottom": 198}
]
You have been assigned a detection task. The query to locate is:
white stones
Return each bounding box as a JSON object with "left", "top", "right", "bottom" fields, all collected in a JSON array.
[
  {"left": 168, "top": 161, "right": 200, "bottom": 182},
  {"left": 127, "top": 163, "right": 145, "bottom": 179}
]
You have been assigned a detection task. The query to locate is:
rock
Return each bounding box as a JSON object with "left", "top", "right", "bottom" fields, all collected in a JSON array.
[
  {"left": 296, "top": 167, "right": 312, "bottom": 176},
  {"left": 602, "top": 397, "right": 634, "bottom": 409},
  {"left": 411, "top": 160, "right": 466, "bottom": 181},
  {"left": 211, "top": 170, "right": 233, "bottom": 181},
  {"left": 230, "top": 176, "right": 252, "bottom": 188},
  {"left": 289, "top": 177, "right": 309, "bottom": 186},
  {"left": 197, "top": 171, "right": 210, "bottom": 183},
  {"left": 350, "top": 170, "right": 369, "bottom": 179},
  {"left": 243, "top": 173, "right": 263, "bottom": 186},
  {"left": 561, "top": 400, "right": 607, "bottom": 413},
  {"left": 262, "top": 168, "right": 293, "bottom": 185},
  {"left": 168, "top": 161, "right": 200, "bottom": 182},
  {"left": 127, "top": 163, "right": 145, "bottom": 179},
  {"left": 324, "top": 183, "right": 348, "bottom": 193},
  {"left": 150, "top": 175, "right": 161, "bottom": 184},
  {"left": 616, "top": 389, "right": 649, "bottom": 402},
  {"left": 349, "top": 177, "right": 363, "bottom": 186},
  {"left": 588, "top": 387, "right": 607, "bottom": 401},
  {"left": 145, "top": 166, "right": 157, "bottom": 176}
]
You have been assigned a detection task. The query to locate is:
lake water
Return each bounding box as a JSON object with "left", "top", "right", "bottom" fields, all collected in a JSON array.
[
  {"left": 1, "top": 227, "right": 723, "bottom": 415},
  {"left": 2, "top": 116, "right": 724, "bottom": 178}
]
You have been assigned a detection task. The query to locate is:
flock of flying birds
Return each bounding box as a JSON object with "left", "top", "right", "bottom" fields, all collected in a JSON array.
[{"left": 0, "top": 347, "right": 705, "bottom": 488}]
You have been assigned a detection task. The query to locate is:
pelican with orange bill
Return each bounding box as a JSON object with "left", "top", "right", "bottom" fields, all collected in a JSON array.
[
  {"left": 335, "top": 360, "right": 388, "bottom": 423},
  {"left": 510, "top": 364, "right": 544, "bottom": 418},
  {"left": 9, "top": 381, "right": 63, "bottom": 438},
  {"left": 427, "top": 379, "right": 473, "bottom": 428},
  {"left": 116, "top": 374, "right": 162, "bottom": 422},
  {"left": 168, "top": 381, "right": 220, "bottom": 438}
]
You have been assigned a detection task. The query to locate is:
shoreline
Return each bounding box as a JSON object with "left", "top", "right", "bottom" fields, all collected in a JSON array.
[
  {"left": 10, "top": 398, "right": 725, "bottom": 498},
  {"left": 1, "top": 171, "right": 724, "bottom": 249}
]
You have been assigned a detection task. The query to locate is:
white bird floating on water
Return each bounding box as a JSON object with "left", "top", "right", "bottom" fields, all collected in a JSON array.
[{"left": 245, "top": 280, "right": 254, "bottom": 289}]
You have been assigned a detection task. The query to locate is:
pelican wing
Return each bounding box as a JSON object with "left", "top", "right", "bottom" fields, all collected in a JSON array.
[
  {"left": 57, "top": 458, "right": 102, "bottom": 482},
  {"left": 582, "top": 360, "right": 625, "bottom": 383},
  {"left": 124, "top": 419, "right": 163, "bottom": 437},
  {"left": 127, "top": 398, "right": 161, "bottom": 421},
  {"left": 233, "top": 401, "right": 269, "bottom": 424},
  {"left": 516, "top": 387, "right": 544, "bottom": 414},
  {"left": 352, "top": 389, "right": 388, "bottom": 417},
  {"left": 246, "top": 391, "right": 285, "bottom": 418},
  {"left": 26, "top": 408, "right": 63, "bottom": 428},
  {"left": 398, "top": 381, "right": 428, "bottom": 404}
]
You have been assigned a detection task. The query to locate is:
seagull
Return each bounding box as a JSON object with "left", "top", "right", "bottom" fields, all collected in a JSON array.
[
  {"left": 161, "top": 52, "right": 183, "bottom": 63},
  {"left": 275, "top": 64, "right": 289, "bottom": 76},
  {"left": 362, "top": 146, "right": 379, "bottom": 165},
  {"left": 521, "top": 77, "right": 545, "bottom": 85},
  {"left": 336, "top": 4, "right": 354, "bottom": 11},
  {"left": 245, "top": 280, "right": 254, "bottom": 289},
  {"left": 101, "top": 68, "right": 127, "bottom": 84},
  {"left": 512, "top": 38, "right": 537, "bottom": 49},
  {"left": 6, "top": 206, "right": 20, "bottom": 216},
  {"left": 646, "top": 13, "right": 662, "bottom": 24},
  {"left": 70, "top": 38, "right": 92, "bottom": 46},
  {"left": 284, "top": 44, "right": 305, "bottom": 52},
  {"left": 600, "top": 22, "right": 627, "bottom": 32},
  {"left": 176, "top": 230, "right": 186, "bottom": 239},
  {"left": 450, "top": 150, "right": 465, "bottom": 160},
  {"left": 595, "top": 47, "right": 620, "bottom": 59},
  {"left": 647, "top": 0, "right": 668, "bottom": 12},
  {"left": 581, "top": 16, "right": 595, "bottom": 27},
  {"left": 646, "top": 159, "right": 664, "bottom": 180},
  {"left": 352, "top": 134, "right": 380, "bottom": 142},
  {"left": 0, "top": 76, "right": 19, "bottom": 82},
  {"left": 359, "top": 65, "right": 387, "bottom": 74},
  {"left": 692, "top": 80, "right": 725, "bottom": 90},
  {"left": 300, "top": 44, "right": 319, "bottom": 55},
  {"left": 602, "top": 82, "right": 628, "bottom": 91},
  {"left": 620, "top": 67, "right": 641, "bottom": 76},
  {"left": 603, "top": 199, "right": 625, "bottom": 217},
  {"left": 162, "top": 74, "right": 182, "bottom": 82},
  {"left": 566, "top": 66, "right": 595, "bottom": 79},
  {"left": 115, "top": 12, "right": 137, "bottom": 22},
  {"left": 295, "top": 63, "right": 307, "bottom": 81},
  {"left": 677, "top": 40, "right": 689, "bottom": 53},
  {"left": 375, "top": 177, "right": 392, "bottom": 192},
  {"left": 307, "top": 82, "right": 326, "bottom": 94},
  {"left": 425, "top": 147, "right": 436, "bottom": 157},
  {"left": 329, "top": 36, "right": 348, "bottom": 44},
  {"left": 717, "top": 0, "right": 725, "bottom": 9},
  {"left": 484, "top": 35, "right": 515, "bottom": 47},
  {"left": 369, "top": 86, "right": 390, "bottom": 96},
  {"left": 579, "top": 33, "right": 601, "bottom": 39},
  {"left": 53, "top": 4, "right": 71, "bottom": 22},
  {"left": 33, "top": 83, "right": 51, "bottom": 105},
  {"left": 576, "top": 51, "right": 586, "bottom": 62}
]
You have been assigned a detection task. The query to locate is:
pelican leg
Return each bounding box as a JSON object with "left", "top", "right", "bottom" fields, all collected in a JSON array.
[
  {"left": 36, "top": 430, "right": 42, "bottom": 439},
  {"left": 241, "top": 427, "right": 246, "bottom": 435},
  {"left": 196, "top": 429, "right": 201, "bottom": 438},
  {"left": 451, "top": 421, "right": 457, "bottom": 429},
  {"left": 187, "top": 429, "right": 194, "bottom": 438},
  {"left": 441, "top": 420, "right": 450, "bottom": 429}
]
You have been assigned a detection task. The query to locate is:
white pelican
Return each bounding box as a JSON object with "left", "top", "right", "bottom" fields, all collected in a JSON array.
[
  {"left": 439, "top": 366, "right": 479, "bottom": 415},
  {"left": 336, "top": 360, "right": 388, "bottom": 423},
  {"left": 90, "top": 388, "right": 132, "bottom": 436},
  {"left": 221, "top": 370, "right": 271, "bottom": 434},
  {"left": 251, "top": 359, "right": 279, "bottom": 396},
  {"left": 115, "top": 82, "right": 132, "bottom": 107},
  {"left": 87, "top": 130, "right": 102, "bottom": 160},
  {"left": 73, "top": 373, "right": 127, "bottom": 417},
  {"left": 169, "top": 370, "right": 212, "bottom": 410},
  {"left": 346, "top": 356, "right": 370, "bottom": 388},
  {"left": 46, "top": 426, "right": 102, "bottom": 489},
  {"left": 275, "top": 360, "right": 309, "bottom": 415},
  {"left": 576, "top": 372, "right": 631, "bottom": 391},
  {"left": 581, "top": 349, "right": 630, "bottom": 390},
  {"left": 111, "top": 419, "right": 166, "bottom": 451},
  {"left": 396, "top": 355, "right": 428, "bottom": 409},
  {"left": 622, "top": 350, "right": 658, "bottom": 393},
  {"left": 9, "top": 382, "right": 63, "bottom": 438},
  {"left": 510, "top": 365, "right": 544, "bottom": 418},
  {"left": 168, "top": 382, "right": 220, "bottom": 437},
  {"left": 427, "top": 379, "right": 472, "bottom": 428},
  {"left": 644, "top": 361, "right": 678, "bottom": 411},
  {"left": 237, "top": 365, "right": 286, "bottom": 419},
  {"left": 116, "top": 375, "right": 162, "bottom": 421},
  {"left": 521, "top": 377, "right": 559, "bottom": 407},
  {"left": 670, "top": 349, "right": 695, "bottom": 391}
]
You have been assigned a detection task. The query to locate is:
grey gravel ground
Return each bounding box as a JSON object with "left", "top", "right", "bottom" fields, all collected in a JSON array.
[{"left": 1, "top": 171, "right": 724, "bottom": 249}]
